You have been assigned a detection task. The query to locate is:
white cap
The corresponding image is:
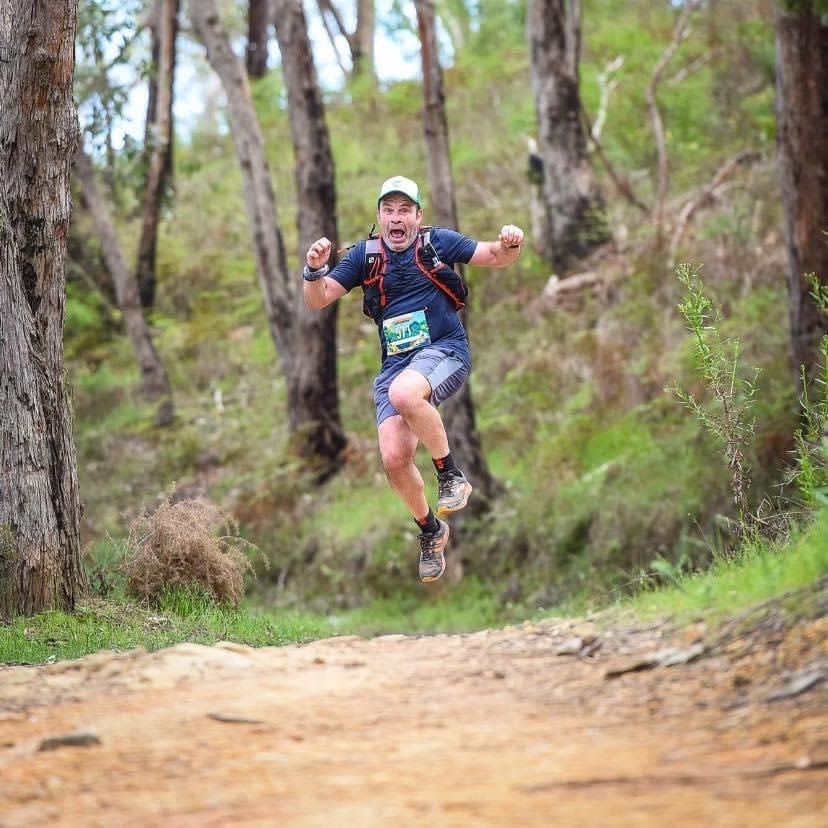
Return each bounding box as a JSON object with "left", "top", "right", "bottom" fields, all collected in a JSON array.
[{"left": 377, "top": 175, "right": 421, "bottom": 208}]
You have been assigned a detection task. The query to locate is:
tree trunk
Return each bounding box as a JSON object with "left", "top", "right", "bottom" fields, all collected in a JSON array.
[
  {"left": 136, "top": 0, "right": 178, "bottom": 309},
  {"left": 774, "top": 2, "right": 828, "bottom": 395},
  {"left": 193, "top": 0, "right": 348, "bottom": 469},
  {"left": 415, "top": 0, "right": 458, "bottom": 234},
  {"left": 190, "top": 0, "right": 294, "bottom": 379},
  {"left": 353, "top": 0, "right": 375, "bottom": 80},
  {"left": 74, "top": 149, "right": 174, "bottom": 423},
  {"left": 247, "top": 0, "right": 270, "bottom": 79},
  {"left": 0, "top": 0, "right": 88, "bottom": 617},
  {"left": 527, "top": 0, "right": 609, "bottom": 272},
  {"left": 272, "top": 0, "right": 347, "bottom": 471},
  {"left": 415, "top": 0, "right": 502, "bottom": 511},
  {"left": 316, "top": 0, "right": 375, "bottom": 81}
]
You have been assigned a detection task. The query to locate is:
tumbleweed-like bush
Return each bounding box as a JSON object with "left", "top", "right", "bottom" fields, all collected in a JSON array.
[{"left": 121, "top": 494, "right": 256, "bottom": 608}]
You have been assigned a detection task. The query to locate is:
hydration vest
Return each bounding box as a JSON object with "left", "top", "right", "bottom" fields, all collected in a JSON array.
[{"left": 361, "top": 227, "right": 468, "bottom": 323}]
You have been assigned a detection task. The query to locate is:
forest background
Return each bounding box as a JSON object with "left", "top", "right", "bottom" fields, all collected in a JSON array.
[{"left": 36, "top": 0, "right": 827, "bottom": 631}]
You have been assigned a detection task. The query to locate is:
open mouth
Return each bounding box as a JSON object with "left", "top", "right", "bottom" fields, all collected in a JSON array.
[{"left": 389, "top": 228, "right": 406, "bottom": 243}]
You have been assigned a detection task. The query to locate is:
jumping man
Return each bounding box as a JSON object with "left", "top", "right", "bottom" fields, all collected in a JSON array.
[{"left": 303, "top": 175, "right": 524, "bottom": 583}]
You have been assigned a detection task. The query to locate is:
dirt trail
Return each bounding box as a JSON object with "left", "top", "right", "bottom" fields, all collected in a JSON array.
[{"left": 1, "top": 610, "right": 826, "bottom": 827}]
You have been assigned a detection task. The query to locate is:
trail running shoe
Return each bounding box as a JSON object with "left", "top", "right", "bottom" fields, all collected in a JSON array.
[
  {"left": 418, "top": 519, "right": 450, "bottom": 583},
  {"left": 436, "top": 469, "right": 473, "bottom": 517}
]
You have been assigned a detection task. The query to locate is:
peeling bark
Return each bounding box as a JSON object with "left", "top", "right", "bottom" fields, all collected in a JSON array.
[{"left": 0, "top": 0, "right": 88, "bottom": 617}]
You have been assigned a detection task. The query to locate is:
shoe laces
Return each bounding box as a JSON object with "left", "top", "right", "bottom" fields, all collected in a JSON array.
[
  {"left": 419, "top": 528, "right": 442, "bottom": 558},
  {"left": 437, "top": 470, "right": 463, "bottom": 498}
]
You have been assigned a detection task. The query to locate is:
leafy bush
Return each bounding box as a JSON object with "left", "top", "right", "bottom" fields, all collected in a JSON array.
[{"left": 668, "top": 264, "right": 760, "bottom": 528}]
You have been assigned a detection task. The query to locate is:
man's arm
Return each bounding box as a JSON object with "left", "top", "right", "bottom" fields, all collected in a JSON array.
[
  {"left": 304, "top": 274, "right": 347, "bottom": 309},
  {"left": 467, "top": 224, "right": 525, "bottom": 268},
  {"left": 303, "top": 236, "right": 348, "bottom": 309}
]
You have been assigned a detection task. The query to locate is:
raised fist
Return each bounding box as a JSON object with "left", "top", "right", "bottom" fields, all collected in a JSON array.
[{"left": 306, "top": 237, "right": 332, "bottom": 269}]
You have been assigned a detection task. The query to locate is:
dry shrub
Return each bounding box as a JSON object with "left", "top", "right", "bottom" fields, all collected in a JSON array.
[{"left": 120, "top": 494, "right": 256, "bottom": 608}]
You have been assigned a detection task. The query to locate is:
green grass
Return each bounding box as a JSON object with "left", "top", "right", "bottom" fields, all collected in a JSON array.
[
  {"left": 624, "top": 508, "right": 828, "bottom": 622},
  {"left": 329, "top": 576, "right": 529, "bottom": 636},
  {"left": 0, "top": 577, "right": 533, "bottom": 666},
  {"left": 0, "top": 588, "right": 334, "bottom": 666}
]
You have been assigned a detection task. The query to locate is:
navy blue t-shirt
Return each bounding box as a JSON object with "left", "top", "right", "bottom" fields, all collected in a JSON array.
[{"left": 330, "top": 227, "right": 477, "bottom": 366}]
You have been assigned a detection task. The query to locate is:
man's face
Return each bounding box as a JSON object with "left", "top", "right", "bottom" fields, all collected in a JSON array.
[{"left": 377, "top": 195, "right": 422, "bottom": 251}]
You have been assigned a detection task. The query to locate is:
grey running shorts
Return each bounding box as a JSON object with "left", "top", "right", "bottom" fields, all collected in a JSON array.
[{"left": 373, "top": 345, "right": 470, "bottom": 426}]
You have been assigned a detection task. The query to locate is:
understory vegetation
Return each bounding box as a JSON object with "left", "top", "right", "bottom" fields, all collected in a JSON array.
[{"left": 51, "top": 0, "right": 826, "bottom": 653}]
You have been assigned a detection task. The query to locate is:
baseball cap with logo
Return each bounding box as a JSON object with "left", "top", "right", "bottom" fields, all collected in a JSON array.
[{"left": 377, "top": 175, "right": 421, "bottom": 208}]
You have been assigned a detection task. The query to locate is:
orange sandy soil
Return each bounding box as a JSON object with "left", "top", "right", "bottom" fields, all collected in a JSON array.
[{"left": 1, "top": 610, "right": 826, "bottom": 827}]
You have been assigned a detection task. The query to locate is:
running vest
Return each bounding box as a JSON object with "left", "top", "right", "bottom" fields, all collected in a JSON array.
[{"left": 361, "top": 228, "right": 468, "bottom": 323}]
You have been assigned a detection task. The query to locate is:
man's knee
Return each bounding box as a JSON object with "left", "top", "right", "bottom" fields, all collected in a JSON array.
[{"left": 388, "top": 373, "right": 429, "bottom": 414}]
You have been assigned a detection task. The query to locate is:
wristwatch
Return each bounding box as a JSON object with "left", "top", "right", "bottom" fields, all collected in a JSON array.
[{"left": 303, "top": 264, "right": 329, "bottom": 281}]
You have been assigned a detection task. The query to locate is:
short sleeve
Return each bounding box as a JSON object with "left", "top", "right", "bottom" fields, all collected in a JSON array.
[
  {"left": 431, "top": 227, "right": 478, "bottom": 265},
  {"left": 328, "top": 241, "right": 366, "bottom": 292}
]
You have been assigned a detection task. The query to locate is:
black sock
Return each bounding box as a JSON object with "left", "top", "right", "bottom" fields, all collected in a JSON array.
[
  {"left": 415, "top": 509, "right": 440, "bottom": 535},
  {"left": 433, "top": 452, "right": 457, "bottom": 476}
]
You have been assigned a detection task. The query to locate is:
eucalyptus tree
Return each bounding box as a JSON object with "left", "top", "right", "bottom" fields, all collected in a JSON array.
[
  {"left": 414, "top": 0, "right": 501, "bottom": 511},
  {"left": 527, "top": 0, "right": 609, "bottom": 271},
  {"left": 773, "top": 0, "right": 828, "bottom": 395},
  {"left": 136, "top": 0, "right": 179, "bottom": 309},
  {"left": 0, "top": 0, "right": 88, "bottom": 616},
  {"left": 272, "top": 0, "right": 347, "bottom": 468},
  {"left": 247, "top": 0, "right": 270, "bottom": 77},
  {"left": 316, "top": 0, "right": 375, "bottom": 80},
  {"left": 190, "top": 0, "right": 347, "bottom": 470},
  {"left": 73, "top": 0, "right": 175, "bottom": 424},
  {"left": 74, "top": 148, "right": 175, "bottom": 425}
]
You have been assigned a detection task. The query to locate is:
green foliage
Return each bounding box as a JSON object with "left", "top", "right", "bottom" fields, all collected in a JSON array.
[
  {"left": 668, "top": 264, "right": 760, "bottom": 526},
  {"left": 775, "top": 0, "right": 828, "bottom": 15},
  {"left": 787, "top": 274, "right": 828, "bottom": 507},
  {"left": 629, "top": 507, "right": 828, "bottom": 622}
]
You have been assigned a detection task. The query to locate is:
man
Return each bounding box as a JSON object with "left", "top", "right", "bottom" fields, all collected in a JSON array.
[{"left": 304, "top": 175, "right": 524, "bottom": 583}]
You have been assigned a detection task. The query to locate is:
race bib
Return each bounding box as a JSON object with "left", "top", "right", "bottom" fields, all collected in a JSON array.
[{"left": 383, "top": 309, "right": 431, "bottom": 355}]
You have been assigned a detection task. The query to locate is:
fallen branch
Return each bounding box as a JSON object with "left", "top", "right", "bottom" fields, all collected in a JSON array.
[
  {"left": 542, "top": 270, "right": 605, "bottom": 304},
  {"left": 668, "top": 150, "right": 761, "bottom": 267},
  {"left": 581, "top": 105, "right": 649, "bottom": 213}
]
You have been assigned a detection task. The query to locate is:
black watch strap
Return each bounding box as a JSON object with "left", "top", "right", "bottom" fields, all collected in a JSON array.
[{"left": 303, "top": 264, "right": 329, "bottom": 282}]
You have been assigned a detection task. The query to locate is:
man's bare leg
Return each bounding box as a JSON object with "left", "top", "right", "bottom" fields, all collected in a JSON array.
[
  {"left": 387, "top": 369, "right": 449, "bottom": 460},
  {"left": 377, "top": 412, "right": 450, "bottom": 583},
  {"left": 377, "top": 414, "right": 429, "bottom": 519},
  {"left": 387, "top": 368, "right": 472, "bottom": 516}
]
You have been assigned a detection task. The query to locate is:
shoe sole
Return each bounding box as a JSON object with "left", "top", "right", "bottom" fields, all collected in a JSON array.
[
  {"left": 420, "top": 523, "right": 449, "bottom": 583},
  {"left": 436, "top": 481, "right": 473, "bottom": 517}
]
